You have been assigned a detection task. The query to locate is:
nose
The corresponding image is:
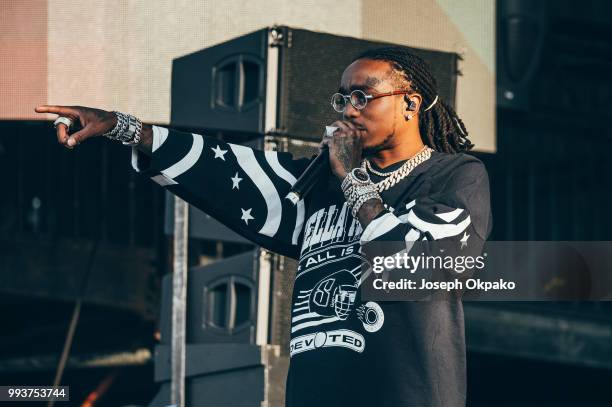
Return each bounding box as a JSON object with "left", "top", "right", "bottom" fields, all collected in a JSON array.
[{"left": 342, "top": 101, "right": 360, "bottom": 120}]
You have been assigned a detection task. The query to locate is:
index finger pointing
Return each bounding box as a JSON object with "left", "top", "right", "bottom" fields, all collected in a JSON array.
[{"left": 34, "top": 105, "right": 78, "bottom": 117}]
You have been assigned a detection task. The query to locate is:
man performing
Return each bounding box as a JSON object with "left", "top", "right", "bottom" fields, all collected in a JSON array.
[{"left": 36, "top": 46, "right": 492, "bottom": 406}]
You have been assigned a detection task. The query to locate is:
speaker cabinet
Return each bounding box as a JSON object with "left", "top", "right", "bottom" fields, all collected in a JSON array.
[
  {"left": 148, "top": 343, "right": 288, "bottom": 407},
  {"left": 151, "top": 248, "right": 296, "bottom": 407},
  {"left": 158, "top": 245, "right": 298, "bottom": 347},
  {"left": 496, "top": 0, "right": 548, "bottom": 110},
  {"left": 170, "top": 25, "right": 458, "bottom": 140}
]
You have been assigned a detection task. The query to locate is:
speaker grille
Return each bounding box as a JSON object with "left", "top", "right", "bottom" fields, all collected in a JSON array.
[{"left": 279, "top": 27, "right": 458, "bottom": 140}]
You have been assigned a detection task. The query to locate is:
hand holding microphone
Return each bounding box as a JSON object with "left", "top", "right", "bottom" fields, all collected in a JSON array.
[
  {"left": 286, "top": 121, "right": 366, "bottom": 204},
  {"left": 285, "top": 125, "right": 338, "bottom": 204}
]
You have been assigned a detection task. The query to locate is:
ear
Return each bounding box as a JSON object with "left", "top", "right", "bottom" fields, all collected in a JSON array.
[
  {"left": 403, "top": 93, "right": 422, "bottom": 121},
  {"left": 404, "top": 93, "right": 422, "bottom": 110}
]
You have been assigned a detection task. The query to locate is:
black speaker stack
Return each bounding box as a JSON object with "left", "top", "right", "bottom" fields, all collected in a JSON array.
[{"left": 170, "top": 25, "right": 458, "bottom": 139}]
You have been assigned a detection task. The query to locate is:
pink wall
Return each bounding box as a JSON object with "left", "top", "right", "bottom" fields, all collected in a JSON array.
[{"left": 0, "top": 0, "right": 47, "bottom": 119}]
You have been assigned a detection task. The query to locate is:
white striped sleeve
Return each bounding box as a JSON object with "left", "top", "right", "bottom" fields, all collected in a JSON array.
[
  {"left": 359, "top": 160, "right": 491, "bottom": 265},
  {"left": 361, "top": 204, "right": 471, "bottom": 252},
  {"left": 130, "top": 126, "right": 311, "bottom": 259},
  {"left": 360, "top": 212, "right": 401, "bottom": 243}
]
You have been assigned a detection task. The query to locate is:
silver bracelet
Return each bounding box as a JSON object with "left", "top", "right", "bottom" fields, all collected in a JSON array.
[
  {"left": 343, "top": 183, "right": 377, "bottom": 205},
  {"left": 344, "top": 185, "right": 377, "bottom": 206},
  {"left": 343, "top": 183, "right": 381, "bottom": 217},
  {"left": 103, "top": 111, "right": 142, "bottom": 146},
  {"left": 351, "top": 192, "right": 382, "bottom": 218},
  {"left": 340, "top": 167, "right": 382, "bottom": 217}
]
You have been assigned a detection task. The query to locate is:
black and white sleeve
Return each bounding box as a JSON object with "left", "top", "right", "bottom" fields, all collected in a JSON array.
[
  {"left": 132, "top": 125, "right": 311, "bottom": 259},
  {"left": 359, "top": 158, "right": 493, "bottom": 277}
]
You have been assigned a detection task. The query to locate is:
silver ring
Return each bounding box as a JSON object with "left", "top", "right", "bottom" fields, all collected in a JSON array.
[
  {"left": 53, "top": 116, "right": 73, "bottom": 129},
  {"left": 325, "top": 126, "right": 339, "bottom": 137}
]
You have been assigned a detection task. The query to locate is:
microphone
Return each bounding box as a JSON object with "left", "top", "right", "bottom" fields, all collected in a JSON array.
[{"left": 285, "top": 126, "right": 338, "bottom": 205}]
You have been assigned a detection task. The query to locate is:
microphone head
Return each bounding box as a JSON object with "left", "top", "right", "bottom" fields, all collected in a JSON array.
[
  {"left": 285, "top": 191, "right": 301, "bottom": 205},
  {"left": 325, "top": 126, "right": 339, "bottom": 137}
]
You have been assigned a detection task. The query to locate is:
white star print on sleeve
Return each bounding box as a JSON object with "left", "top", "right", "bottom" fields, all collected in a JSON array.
[
  {"left": 211, "top": 145, "right": 228, "bottom": 160},
  {"left": 231, "top": 172, "right": 243, "bottom": 189},
  {"left": 460, "top": 231, "right": 470, "bottom": 249},
  {"left": 130, "top": 125, "right": 312, "bottom": 259},
  {"left": 241, "top": 208, "right": 254, "bottom": 224}
]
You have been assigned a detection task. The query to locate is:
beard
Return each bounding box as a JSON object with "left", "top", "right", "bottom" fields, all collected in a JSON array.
[{"left": 362, "top": 132, "right": 395, "bottom": 157}]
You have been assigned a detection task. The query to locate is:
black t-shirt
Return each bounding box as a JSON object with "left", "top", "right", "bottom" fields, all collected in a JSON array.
[{"left": 133, "top": 126, "right": 492, "bottom": 407}]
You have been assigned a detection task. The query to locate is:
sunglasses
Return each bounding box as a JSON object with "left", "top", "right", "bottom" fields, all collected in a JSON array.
[{"left": 331, "top": 89, "right": 414, "bottom": 113}]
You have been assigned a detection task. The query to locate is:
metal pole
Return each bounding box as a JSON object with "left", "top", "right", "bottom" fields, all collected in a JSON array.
[{"left": 170, "top": 197, "right": 189, "bottom": 407}]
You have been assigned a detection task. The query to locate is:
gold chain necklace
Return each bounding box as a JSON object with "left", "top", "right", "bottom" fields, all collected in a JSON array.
[{"left": 361, "top": 145, "right": 434, "bottom": 192}]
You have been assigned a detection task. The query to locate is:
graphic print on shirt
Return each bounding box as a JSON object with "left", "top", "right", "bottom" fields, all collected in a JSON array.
[{"left": 290, "top": 202, "right": 386, "bottom": 357}]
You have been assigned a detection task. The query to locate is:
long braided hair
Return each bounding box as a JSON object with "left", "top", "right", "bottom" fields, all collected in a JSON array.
[{"left": 354, "top": 47, "right": 473, "bottom": 153}]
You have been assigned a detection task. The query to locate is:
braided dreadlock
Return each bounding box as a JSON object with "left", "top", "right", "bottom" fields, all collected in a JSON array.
[{"left": 353, "top": 47, "right": 473, "bottom": 153}]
